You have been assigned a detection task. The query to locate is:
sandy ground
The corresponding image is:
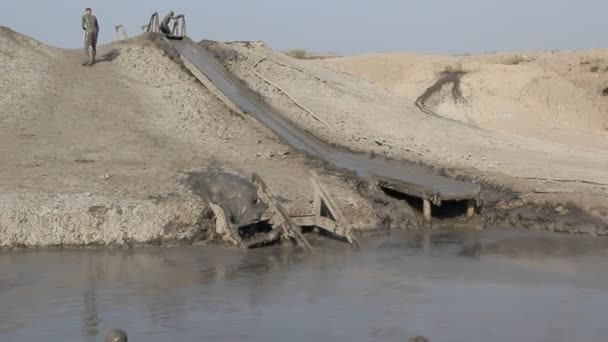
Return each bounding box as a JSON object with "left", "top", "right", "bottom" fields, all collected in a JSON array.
[
  {"left": 203, "top": 41, "right": 608, "bottom": 233},
  {"left": 320, "top": 50, "right": 608, "bottom": 146},
  {"left": 0, "top": 29, "right": 375, "bottom": 247}
]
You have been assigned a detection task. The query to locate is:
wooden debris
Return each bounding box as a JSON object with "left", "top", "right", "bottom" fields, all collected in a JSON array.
[
  {"left": 308, "top": 171, "right": 360, "bottom": 248},
  {"left": 252, "top": 173, "right": 313, "bottom": 252},
  {"left": 208, "top": 203, "right": 243, "bottom": 247}
]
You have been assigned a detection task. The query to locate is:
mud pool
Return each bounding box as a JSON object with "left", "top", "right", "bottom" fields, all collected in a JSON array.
[{"left": 1, "top": 229, "right": 608, "bottom": 342}]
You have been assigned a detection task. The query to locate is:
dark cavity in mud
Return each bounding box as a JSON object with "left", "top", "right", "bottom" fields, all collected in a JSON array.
[{"left": 381, "top": 187, "right": 470, "bottom": 221}]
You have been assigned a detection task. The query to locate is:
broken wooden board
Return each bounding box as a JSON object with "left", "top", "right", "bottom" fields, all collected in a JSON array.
[
  {"left": 309, "top": 172, "right": 360, "bottom": 248},
  {"left": 252, "top": 173, "right": 313, "bottom": 252},
  {"left": 291, "top": 216, "right": 359, "bottom": 249}
]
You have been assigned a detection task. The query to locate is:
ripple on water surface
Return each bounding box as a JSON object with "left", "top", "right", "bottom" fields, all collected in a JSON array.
[{"left": 1, "top": 229, "right": 608, "bottom": 342}]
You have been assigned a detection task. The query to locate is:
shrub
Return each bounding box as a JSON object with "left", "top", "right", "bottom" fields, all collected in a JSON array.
[
  {"left": 580, "top": 57, "right": 605, "bottom": 65},
  {"left": 286, "top": 49, "right": 308, "bottom": 59},
  {"left": 444, "top": 63, "right": 465, "bottom": 73},
  {"left": 501, "top": 54, "right": 528, "bottom": 65}
]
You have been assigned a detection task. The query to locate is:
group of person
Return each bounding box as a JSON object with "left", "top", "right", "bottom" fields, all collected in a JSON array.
[{"left": 81, "top": 8, "right": 182, "bottom": 66}]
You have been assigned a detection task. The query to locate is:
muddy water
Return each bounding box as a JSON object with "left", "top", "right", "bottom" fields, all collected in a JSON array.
[{"left": 1, "top": 230, "right": 608, "bottom": 342}]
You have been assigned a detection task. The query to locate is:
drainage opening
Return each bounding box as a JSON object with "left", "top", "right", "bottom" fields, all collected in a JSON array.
[
  {"left": 381, "top": 187, "right": 470, "bottom": 220},
  {"left": 432, "top": 200, "right": 470, "bottom": 219}
]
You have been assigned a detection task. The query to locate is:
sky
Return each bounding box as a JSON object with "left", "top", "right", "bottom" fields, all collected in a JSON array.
[{"left": 0, "top": 0, "right": 606, "bottom": 55}]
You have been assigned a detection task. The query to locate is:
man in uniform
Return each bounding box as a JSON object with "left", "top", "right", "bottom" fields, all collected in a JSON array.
[{"left": 81, "top": 8, "right": 99, "bottom": 66}]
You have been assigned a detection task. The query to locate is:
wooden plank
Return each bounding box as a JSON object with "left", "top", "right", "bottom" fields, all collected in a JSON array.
[
  {"left": 208, "top": 203, "right": 243, "bottom": 247},
  {"left": 252, "top": 173, "right": 312, "bottom": 252},
  {"left": 292, "top": 216, "right": 360, "bottom": 249},
  {"left": 310, "top": 171, "right": 346, "bottom": 222},
  {"left": 291, "top": 216, "right": 317, "bottom": 227},
  {"left": 423, "top": 199, "right": 432, "bottom": 222},
  {"left": 378, "top": 178, "right": 483, "bottom": 205},
  {"left": 378, "top": 179, "right": 442, "bottom": 205},
  {"left": 292, "top": 216, "right": 342, "bottom": 235},
  {"left": 309, "top": 172, "right": 360, "bottom": 248}
]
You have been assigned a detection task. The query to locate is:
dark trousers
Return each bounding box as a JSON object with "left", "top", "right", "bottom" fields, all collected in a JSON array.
[
  {"left": 84, "top": 31, "right": 98, "bottom": 63},
  {"left": 160, "top": 24, "right": 171, "bottom": 35}
]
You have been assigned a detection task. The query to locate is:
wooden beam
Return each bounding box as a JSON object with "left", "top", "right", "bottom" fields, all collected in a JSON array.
[
  {"left": 378, "top": 179, "right": 441, "bottom": 205},
  {"left": 252, "top": 173, "right": 312, "bottom": 252},
  {"left": 309, "top": 172, "right": 360, "bottom": 248},
  {"left": 467, "top": 199, "right": 476, "bottom": 218},
  {"left": 423, "top": 199, "right": 432, "bottom": 222},
  {"left": 310, "top": 172, "right": 346, "bottom": 221}
]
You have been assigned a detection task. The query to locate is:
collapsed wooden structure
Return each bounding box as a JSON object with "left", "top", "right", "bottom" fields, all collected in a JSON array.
[{"left": 208, "top": 172, "right": 360, "bottom": 252}]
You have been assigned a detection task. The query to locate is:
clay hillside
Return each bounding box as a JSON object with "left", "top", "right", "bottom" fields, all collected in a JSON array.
[{"left": 1, "top": 25, "right": 607, "bottom": 248}]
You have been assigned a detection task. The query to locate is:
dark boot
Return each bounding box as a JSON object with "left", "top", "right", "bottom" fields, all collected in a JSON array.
[
  {"left": 83, "top": 46, "right": 89, "bottom": 66},
  {"left": 90, "top": 50, "right": 96, "bottom": 66}
]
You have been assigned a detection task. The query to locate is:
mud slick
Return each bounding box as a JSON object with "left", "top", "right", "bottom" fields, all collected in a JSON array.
[{"left": 1, "top": 27, "right": 607, "bottom": 249}]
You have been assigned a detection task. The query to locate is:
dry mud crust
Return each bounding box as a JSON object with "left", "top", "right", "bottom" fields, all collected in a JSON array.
[
  {"left": 471, "top": 180, "right": 608, "bottom": 236},
  {"left": 437, "top": 166, "right": 608, "bottom": 236},
  {"left": 202, "top": 40, "right": 608, "bottom": 234},
  {"left": 0, "top": 192, "right": 211, "bottom": 248}
]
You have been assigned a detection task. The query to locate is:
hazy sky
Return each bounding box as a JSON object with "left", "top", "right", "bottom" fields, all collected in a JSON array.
[{"left": 0, "top": 0, "right": 606, "bottom": 55}]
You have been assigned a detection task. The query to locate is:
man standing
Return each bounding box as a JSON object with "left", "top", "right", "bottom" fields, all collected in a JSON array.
[{"left": 82, "top": 8, "right": 99, "bottom": 66}]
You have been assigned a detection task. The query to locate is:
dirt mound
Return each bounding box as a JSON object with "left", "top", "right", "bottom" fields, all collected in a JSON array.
[
  {"left": 0, "top": 26, "right": 57, "bottom": 117},
  {"left": 320, "top": 51, "right": 608, "bottom": 144},
  {"left": 0, "top": 31, "right": 376, "bottom": 247},
  {"left": 0, "top": 26, "right": 56, "bottom": 55},
  {"left": 1, "top": 27, "right": 606, "bottom": 244}
]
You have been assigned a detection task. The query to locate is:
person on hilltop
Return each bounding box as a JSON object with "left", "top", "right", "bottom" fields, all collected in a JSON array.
[
  {"left": 81, "top": 7, "right": 100, "bottom": 66},
  {"left": 160, "top": 11, "right": 185, "bottom": 36}
]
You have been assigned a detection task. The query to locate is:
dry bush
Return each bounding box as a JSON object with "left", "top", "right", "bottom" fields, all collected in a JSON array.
[
  {"left": 500, "top": 54, "right": 529, "bottom": 65},
  {"left": 286, "top": 49, "right": 308, "bottom": 59},
  {"left": 580, "top": 57, "right": 604, "bottom": 65}
]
